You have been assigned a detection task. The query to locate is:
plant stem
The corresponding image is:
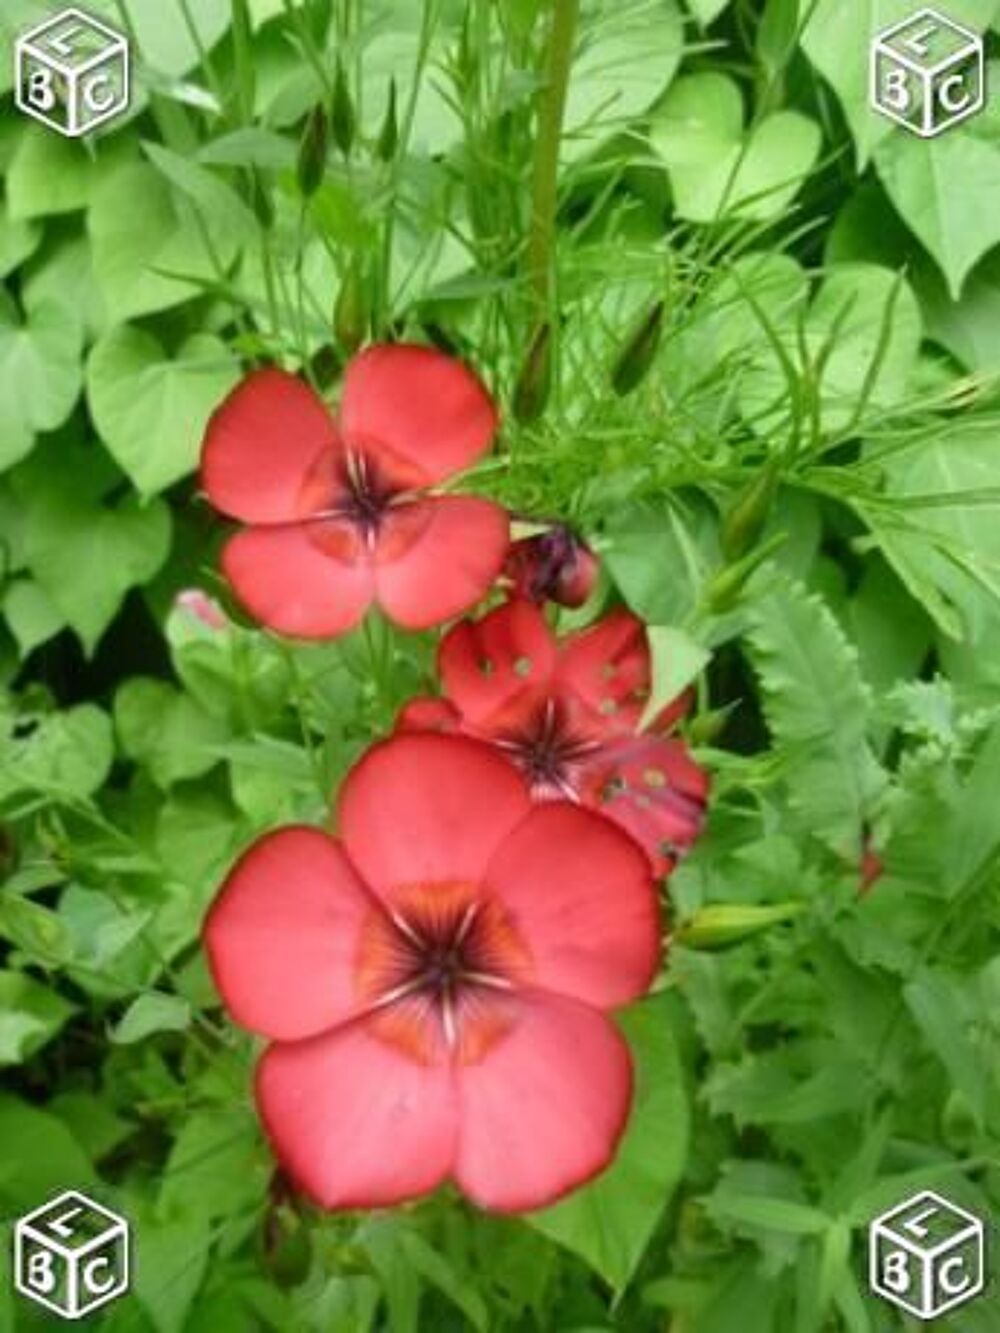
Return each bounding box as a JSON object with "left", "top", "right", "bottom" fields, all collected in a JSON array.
[{"left": 526, "top": 0, "right": 579, "bottom": 319}]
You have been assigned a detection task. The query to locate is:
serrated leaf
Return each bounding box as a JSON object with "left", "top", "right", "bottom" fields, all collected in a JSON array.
[
  {"left": 748, "top": 576, "right": 886, "bottom": 856},
  {"left": 527, "top": 993, "right": 689, "bottom": 1293},
  {"left": 87, "top": 325, "right": 240, "bottom": 496}
]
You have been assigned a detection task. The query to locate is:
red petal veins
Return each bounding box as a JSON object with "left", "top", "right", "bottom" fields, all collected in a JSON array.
[
  {"left": 203, "top": 827, "right": 379, "bottom": 1042},
  {"left": 340, "top": 344, "right": 498, "bottom": 485},
  {"left": 483, "top": 803, "right": 659, "bottom": 1009},
  {"left": 454, "top": 991, "right": 633, "bottom": 1213},
  {"left": 438, "top": 599, "right": 559, "bottom": 728},
  {"left": 373, "top": 497, "right": 510, "bottom": 630},
  {"left": 201, "top": 369, "right": 341, "bottom": 524}
]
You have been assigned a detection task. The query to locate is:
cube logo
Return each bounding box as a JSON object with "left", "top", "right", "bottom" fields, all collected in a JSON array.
[
  {"left": 870, "top": 8, "right": 984, "bottom": 138},
  {"left": 869, "top": 1190, "right": 986, "bottom": 1320},
  {"left": 14, "top": 1190, "right": 130, "bottom": 1321},
  {"left": 15, "top": 8, "right": 130, "bottom": 138}
]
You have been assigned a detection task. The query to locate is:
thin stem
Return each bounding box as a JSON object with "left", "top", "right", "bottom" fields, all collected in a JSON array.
[{"left": 526, "top": 0, "right": 579, "bottom": 319}]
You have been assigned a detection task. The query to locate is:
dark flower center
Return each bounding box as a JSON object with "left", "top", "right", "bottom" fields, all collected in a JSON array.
[
  {"left": 496, "top": 698, "right": 600, "bottom": 797},
  {"left": 332, "top": 450, "right": 401, "bottom": 536}
]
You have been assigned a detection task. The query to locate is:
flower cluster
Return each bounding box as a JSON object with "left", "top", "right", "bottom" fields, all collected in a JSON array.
[{"left": 199, "top": 345, "right": 709, "bottom": 1213}]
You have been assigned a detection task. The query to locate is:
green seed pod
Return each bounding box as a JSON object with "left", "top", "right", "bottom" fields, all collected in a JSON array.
[
  {"left": 335, "top": 258, "right": 368, "bottom": 356},
  {"left": 331, "top": 57, "right": 356, "bottom": 157},
  {"left": 297, "top": 104, "right": 329, "bottom": 198},
  {"left": 611, "top": 299, "right": 664, "bottom": 397},
  {"left": 376, "top": 78, "right": 398, "bottom": 162},
  {"left": 687, "top": 707, "right": 732, "bottom": 747},
  {"left": 512, "top": 322, "right": 553, "bottom": 425},
  {"left": 676, "top": 902, "right": 803, "bottom": 952},
  {"left": 721, "top": 461, "right": 780, "bottom": 562}
]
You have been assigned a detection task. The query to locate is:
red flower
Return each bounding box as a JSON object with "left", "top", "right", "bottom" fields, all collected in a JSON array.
[
  {"left": 398, "top": 600, "right": 708, "bottom": 875},
  {"left": 504, "top": 525, "right": 600, "bottom": 608},
  {"left": 200, "top": 345, "right": 509, "bottom": 638},
  {"left": 203, "top": 733, "right": 658, "bottom": 1213}
]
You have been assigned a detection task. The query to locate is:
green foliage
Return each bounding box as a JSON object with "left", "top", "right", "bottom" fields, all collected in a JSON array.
[{"left": 1, "top": 1, "right": 999, "bottom": 1329}]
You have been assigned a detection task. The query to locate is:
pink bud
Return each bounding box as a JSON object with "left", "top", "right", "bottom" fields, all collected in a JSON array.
[
  {"left": 175, "top": 589, "right": 228, "bottom": 631},
  {"left": 505, "top": 526, "right": 599, "bottom": 609}
]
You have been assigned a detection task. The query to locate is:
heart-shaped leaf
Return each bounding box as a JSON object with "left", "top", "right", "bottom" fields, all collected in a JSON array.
[
  {"left": 0, "top": 293, "right": 83, "bottom": 471},
  {"left": 651, "top": 72, "right": 820, "bottom": 222},
  {"left": 87, "top": 326, "right": 240, "bottom": 497}
]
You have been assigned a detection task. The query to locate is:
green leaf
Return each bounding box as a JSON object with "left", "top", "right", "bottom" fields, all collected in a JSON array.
[
  {"left": 801, "top": 0, "right": 1000, "bottom": 165},
  {"left": 0, "top": 295, "right": 84, "bottom": 471},
  {"left": 89, "top": 161, "right": 242, "bottom": 322},
  {"left": 6, "top": 126, "right": 111, "bottom": 219},
  {"left": 748, "top": 576, "right": 886, "bottom": 856},
  {"left": 14, "top": 444, "right": 172, "bottom": 654},
  {"left": 565, "top": 0, "right": 685, "bottom": 162},
  {"left": 159, "top": 1108, "right": 266, "bottom": 1221},
  {"left": 915, "top": 249, "right": 1000, "bottom": 375},
  {"left": 904, "top": 969, "right": 987, "bottom": 1125},
  {"left": 2, "top": 578, "right": 65, "bottom": 656},
  {"left": 864, "top": 417, "right": 1000, "bottom": 640},
  {"left": 116, "top": 0, "right": 232, "bottom": 78},
  {"left": 686, "top": 0, "right": 729, "bottom": 23},
  {"left": 143, "top": 141, "right": 258, "bottom": 245},
  {"left": 527, "top": 993, "right": 690, "bottom": 1293},
  {"left": 87, "top": 326, "right": 240, "bottom": 497},
  {"left": 875, "top": 126, "right": 1000, "bottom": 299},
  {"left": 651, "top": 73, "right": 820, "bottom": 223},
  {"left": 114, "top": 677, "right": 229, "bottom": 786},
  {"left": 111, "top": 991, "right": 192, "bottom": 1044},
  {"left": 0, "top": 972, "right": 75, "bottom": 1065},
  {"left": 0, "top": 1095, "right": 94, "bottom": 1207},
  {"left": 640, "top": 626, "right": 709, "bottom": 729},
  {"left": 0, "top": 214, "right": 41, "bottom": 278},
  {"left": 0, "top": 703, "right": 114, "bottom": 800}
]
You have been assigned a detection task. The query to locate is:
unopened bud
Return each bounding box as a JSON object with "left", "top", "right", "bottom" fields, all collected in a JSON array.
[
  {"left": 676, "top": 902, "right": 803, "bottom": 952},
  {"left": 331, "top": 58, "right": 356, "bottom": 156},
  {"left": 512, "top": 322, "right": 552, "bottom": 425},
  {"left": 705, "top": 533, "right": 787, "bottom": 613},
  {"left": 334, "top": 259, "right": 368, "bottom": 356},
  {"left": 721, "top": 461, "right": 780, "bottom": 562},
  {"left": 248, "top": 168, "right": 274, "bottom": 230},
  {"left": 376, "top": 78, "right": 398, "bottom": 162},
  {"left": 611, "top": 300, "right": 664, "bottom": 397},
  {"left": 297, "top": 104, "right": 329, "bottom": 197},
  {"left": 687, "top": 706, "right": 732, "bottom": 746},
  {"left": 505, "top": 525, "right": 599, "bottom": 608}
]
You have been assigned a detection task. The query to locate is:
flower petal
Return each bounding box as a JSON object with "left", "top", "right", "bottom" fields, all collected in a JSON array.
[
  {"left": 201, "top": 369, "right": 340, "bottom": 524},
  {"left": 203, "top": 827, "right": 377, "bottom": 1042},
  {"left": 454, "top": 990, "right": 632, "bottom": 1213},
  {"left": 374, "top": 497, "right": 510, "bottom": 630},
  {"left": 221, "top": 522, "right": 373, "bottom": 639},
  {"left": 338, "top": 733, "right": 531, "bottom": 896},
  {"left": 256, "top": 1018, "right": 458, "bottom": 1209},
  {"left": 340, "top": 344, "right": 498, "bottom": 484},
  {"left": 395, "top": 696, "right": 462, "bottom": 734},
  {"left": 438, "top": 599, "right": 558, "bottom": 727},
  {"left": 556, "top": 609, "right": 653, "bottom": 734},
  {"left": 582, "top": 736, "right": 709, "bottom": 876},
  {"left": 484, "top": 803, "right": 659, "bottom": 1008}
]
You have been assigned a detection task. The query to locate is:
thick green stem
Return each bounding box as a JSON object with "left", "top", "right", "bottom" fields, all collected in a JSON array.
[{"left": 526, "top": 0, "right": 579, "bottom": 318}]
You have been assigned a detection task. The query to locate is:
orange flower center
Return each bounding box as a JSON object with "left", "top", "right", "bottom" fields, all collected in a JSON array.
[{"left": 355, "top": 881, "right": 532, "bottom": 1065}]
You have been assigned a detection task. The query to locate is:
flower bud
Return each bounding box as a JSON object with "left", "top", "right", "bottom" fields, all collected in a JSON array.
[
  {"left": 258, "top": 1202, "right": 312, "bottom": 1289},
  {"left": 705, "top": 533, "right": 786, "bottom": 613},
  {"left": 859, "top": 839, "right": 884, "bottom": 896},
  {"left": 376, "top": 78, "right": 398, "bottom": 162},
  {"left": 334, "top": 258, "right": 368, "bottom": 356},
  {"left": 504, "top": 525, "right": 599, "bottom": 608},
  {"left": 611, "top": 299, "right": 664, "bottom": 397},
  {"left": 676, "top": 902, "right": 803, "bottom": 952},
  {"left": 687, "top": 707, "right": 732, "bottom": 746},
  {"left": 297, "top": 104, "right": 329, "bottom": 197},
  {"left": 175, "top": 589, "right": 227, "bottom": 631},
  {"left": 248, "top": 168, "right": 274, "bottom": 230},
  {"left": 512, "top": 322, "right": 552, "bottom": 425},
  {"left": 721, "top": 461, "right": 780, "bottom": 562},
  {"left": 331, "top": 57, "right": 356, "bottom": 157}
]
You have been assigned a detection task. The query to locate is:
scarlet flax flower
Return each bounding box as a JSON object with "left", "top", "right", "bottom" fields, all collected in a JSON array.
[
  {"left": 399, "top": 599, "right": 708, "bottom": 875},
  {"left": 200, "top": 344, "right": 509, "bottom": 638},
  {"left": 204, "top": 733, "right": 659, "bottom": 1212}
]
